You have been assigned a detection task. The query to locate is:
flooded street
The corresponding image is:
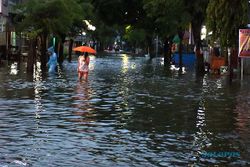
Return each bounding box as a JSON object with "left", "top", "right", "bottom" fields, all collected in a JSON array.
[{"left": 0, "top": 55, "right": 249, "bottom": 166}]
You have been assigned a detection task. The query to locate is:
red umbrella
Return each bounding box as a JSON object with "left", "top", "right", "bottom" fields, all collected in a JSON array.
[{"left": 73, "top": 46, "right": 96, "bottom": 54}]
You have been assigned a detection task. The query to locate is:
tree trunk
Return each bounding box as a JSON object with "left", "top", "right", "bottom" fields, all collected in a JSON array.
[
  {"left": 146, "top": 37, "right": 154, "bottom": 59},
  {"left": 178, "top": 31, "right": 184, "bottom": 73},
  {"left": 54, "top": 37, "right": 59, "bottom": 54},
  {"left": 27, "top": 38, "right": 36, "bottom": 73},
  {"left": 228, "top": 47, "right": 234, "bottom": 83},
  {"left": 195, "top": 41, "right": 204, "bottom": 75},
  {"left": 98, "top": 40, "right": 104, "bottom": 51},
  {"left": 192, "top": 22, "right": 205, "bottom": 75},
  {"left": 68, "top": 39, "right": 73, "bottom": 62},
  {"left": 178, "top": 41, "right": 183, "bottom": 73},
  {"left": 58, "top": 35, "right": 66, "bottom": 64},
  {"left": 6, "top": 23, "right": 10, "bottom": 61},
  {"left": 40, "top": 33, "right": 48, "bottom": 71},
  {"left": 164, "top": 37, "right": 172, "bottom": 67}
]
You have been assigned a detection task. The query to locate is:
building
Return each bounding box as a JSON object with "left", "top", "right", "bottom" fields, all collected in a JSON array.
[
  {"left": 0, "top": 0, "right": 24, "bottom": 60},
  {"left": 0, "top": 0, "right": 8, "bottom": 51}
]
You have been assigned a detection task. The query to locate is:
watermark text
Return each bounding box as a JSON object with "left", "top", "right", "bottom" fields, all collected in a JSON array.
[{"left": 201, "top": 151, "right": 240, "bottom": 158}]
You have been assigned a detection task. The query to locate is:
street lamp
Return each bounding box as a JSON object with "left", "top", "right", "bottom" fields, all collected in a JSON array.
[
  {"left": 83, "top": 20, "right": 96, "bottom": 49},
  {"left": 83, "top": 20, "right": 96, "bottom": 31}
]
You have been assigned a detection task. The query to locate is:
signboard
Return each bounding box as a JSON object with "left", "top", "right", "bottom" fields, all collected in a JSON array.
[{"left": 239, "top": 29, "right": 250, "bottom": 57}]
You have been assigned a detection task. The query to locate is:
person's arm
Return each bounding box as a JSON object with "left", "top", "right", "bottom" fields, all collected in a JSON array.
[
  {"left": 47, "top": 56, "right": 52, "bottom": 66},
  {"left": 77, "top": 57, "right": 80, "bottom": 71}
]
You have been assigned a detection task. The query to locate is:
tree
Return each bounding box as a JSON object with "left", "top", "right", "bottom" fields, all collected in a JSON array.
[
  {"left": 184, "top": 0, "right": 209, "bottom": 75},
  {"left": 92, "top": 0, "right": 144, "bottom": 25},
  {"left": 91, "top": 0, "right": 147, "bottom": 52},
  {"left": 124, "top": 25, "right": 146, "bottom": 53},
  {"left": 206, "top": 0, "right": 248, "bottom": 80},
  {"left": 143, "top": 0, "right": 190, "bottom": 69},
  {"left": 91, "top": 21, "right": 117, "bottom": 51},
  {"left": 14, "top": 0, "right": 86, "bottom": 71},
  {"left": 206, "top": 0, "right": 248, "bottom": 48},
  {"left": 65, "top": 0, "right": 94, "bottom": 62}
]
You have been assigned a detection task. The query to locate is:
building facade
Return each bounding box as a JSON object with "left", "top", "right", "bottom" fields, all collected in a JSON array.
[
  {"left": 0, "top": 0, "right": 8, "bottom": 47},
  {"left": 0, "top": 0, "right": 24, "bottom": 59}
]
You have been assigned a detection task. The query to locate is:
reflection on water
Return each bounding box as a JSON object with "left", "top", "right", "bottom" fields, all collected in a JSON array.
[
  {"left": 0, "top": 56, "right": 249, "bottom": 166},
  {"left": 191, "top": 75, "right": 211, "bottom": 164},
  {"left": 72, "top": 82, "right": 95, "bottom": 121},
  {"left": 234, "top": 88, "right": 250, "bottom": 162},
  {"left": 34, "top": 62, "right": 44, "bottom": 119}
]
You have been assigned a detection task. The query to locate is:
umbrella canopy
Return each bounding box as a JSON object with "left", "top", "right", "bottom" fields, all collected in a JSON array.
[{"left": 73, "top": 46, "right": 96, "bottom": 54}]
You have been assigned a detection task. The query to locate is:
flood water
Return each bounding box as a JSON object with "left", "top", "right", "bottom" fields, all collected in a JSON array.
[{"left": 0, "top": 54, "right": 249, "bottom": 167}]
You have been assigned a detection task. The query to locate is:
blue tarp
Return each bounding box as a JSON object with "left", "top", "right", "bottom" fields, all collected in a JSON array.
[{"left": 172, "top": 53, "right": 196, "bottom": 67}]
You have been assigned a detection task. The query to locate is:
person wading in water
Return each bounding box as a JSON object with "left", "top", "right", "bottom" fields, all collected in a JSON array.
[{"left": 78, "top": 52, "right": 90, "bottom": 81}]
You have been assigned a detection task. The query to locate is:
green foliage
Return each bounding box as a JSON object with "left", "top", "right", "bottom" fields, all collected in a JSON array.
[
  {"left": 69, "top": 0, "right": 94, "bottom": 37},
  {"left": 143, "top": 0, "right": 190, "bottom": 36},
  {"left": 92, "top": 20, "right": 117, "bottom": 45},
  {"left": 14, "top": 0, "right": 86, "bottom": 39},
  {"left": 91, "top": 0, "right": 147, "bottom": 47},
  {"left": 91, "top": 0, "right": 124, "bottom": 25},
  {"left": 206, "top": 0, "right": 248, "bottom": 47},
  {"left": 184, "top": 0, "right": 208, "bottom": 21},
  {"left": 91, "top": 1, "right": 125, "bottom": 48},
  {"left": 124, "top": 25, "right": 146, "bottom": 47},
  {"left": 92, "top": 0, "right": 144, "bottom": 25}
]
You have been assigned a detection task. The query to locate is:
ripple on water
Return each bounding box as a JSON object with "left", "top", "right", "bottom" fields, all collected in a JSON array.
[{"left": 0, "top": 57, "right": 250, "bottom": 166}]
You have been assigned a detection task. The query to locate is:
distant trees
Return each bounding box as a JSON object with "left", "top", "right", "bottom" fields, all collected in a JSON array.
[
  {"left": 143, "top": 0, "right": 190, "bottom": 69},
  {"left": 91, "top": 0, "right": 146, "bottom": 52},
  {"left": 12, "top": 0, "right": 249, "bottom": 75},
  {"left": 124, "top": 26, "right": 146, "bottom": 53}
]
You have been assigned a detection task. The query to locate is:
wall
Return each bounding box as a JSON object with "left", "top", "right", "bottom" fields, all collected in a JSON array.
[{"left": 0, "top": 0, "right": 9, "bottom": 16}]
